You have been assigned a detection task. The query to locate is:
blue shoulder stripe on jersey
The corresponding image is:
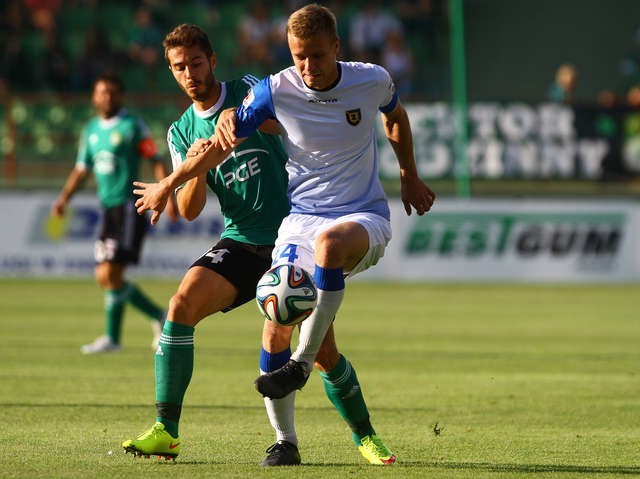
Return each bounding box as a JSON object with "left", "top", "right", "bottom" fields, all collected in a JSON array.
[
  {"left": 236, "top": 77, "right": 275, "bottom": 138},
  {"left": 241, "top": 74, "right": 260, "bottom": 88},
  {"left": 379, "top": 89, "right": 398, "bottom": 114}
]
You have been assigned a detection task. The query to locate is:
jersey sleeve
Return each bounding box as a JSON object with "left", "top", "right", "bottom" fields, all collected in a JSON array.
[
  {"left": 235, "top": 76, "right": 276, "bottom": 138},
  {"left": 376, "top": 65, "right": 399, "bottom": 114},
  {"left": 166, "top": 122, "right": 190, "bottom": 172},
  {"left": 74, "top": 126, "right": 91, "bottom": 170},
  {"left": 136, "top": 118, "right": 160, "bottom": 161}
]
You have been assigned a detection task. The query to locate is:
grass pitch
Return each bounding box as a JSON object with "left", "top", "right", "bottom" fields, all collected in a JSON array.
[{"left": 0, "top": 279, "right": 638, "bottom": 478}]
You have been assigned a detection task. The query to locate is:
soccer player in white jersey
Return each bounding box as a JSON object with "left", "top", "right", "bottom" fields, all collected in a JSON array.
[
  {"left": 133, "top": 4, "right": 435, "bottom": 465},
  {"left": 126, "top": 22, "right": 407, "bottom": 467}
]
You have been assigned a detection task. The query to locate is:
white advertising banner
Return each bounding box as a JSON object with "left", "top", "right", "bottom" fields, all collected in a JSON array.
[
  {"left": 0, "top": 192, "right": 219, "bottom": 278},
  {"left": 0, "top": 193, "right": 639, "bottom": 282},
  {"left": 361, "top": 198, "right": 640, "bottom": 282}
]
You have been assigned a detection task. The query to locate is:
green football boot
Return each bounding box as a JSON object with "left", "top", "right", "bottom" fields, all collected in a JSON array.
[
  {"left": 357, "top": 434, "right": 396, "bottom": 465},
  {"left": 122, "top": 422, "right": 181, "bottom": 460}
]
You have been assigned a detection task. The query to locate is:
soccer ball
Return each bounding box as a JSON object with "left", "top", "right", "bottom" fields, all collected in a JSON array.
[{"left": 256, "top": 263, "right": 317, "bottom": 326}]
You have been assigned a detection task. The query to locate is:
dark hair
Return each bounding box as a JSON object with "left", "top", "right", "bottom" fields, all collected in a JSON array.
[
  {"left": 163, "top": 23, "right": 214, "bottom": 62},
  {"left": 93, "top": 72, "right": 124, "bottom": 92}
]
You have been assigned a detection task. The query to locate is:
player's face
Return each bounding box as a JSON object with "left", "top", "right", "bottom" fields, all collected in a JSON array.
[
  {"left": 288, "top": 32, "right": 339, "bottom": 90},
  {"left": 167, "top": 45, "right": 217, "bottom": 103},
  {"left": 92, "top": 80, "right": 122, "bottom": 119}
]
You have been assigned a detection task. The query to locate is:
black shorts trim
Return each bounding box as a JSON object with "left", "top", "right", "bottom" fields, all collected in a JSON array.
[{"left": 190, "top": 237, "right": 274, "bottom": 312}]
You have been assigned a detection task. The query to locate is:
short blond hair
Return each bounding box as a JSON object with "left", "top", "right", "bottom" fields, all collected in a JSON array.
[{"left": 287, "top": 3, "right": 338, "bottom": 40}]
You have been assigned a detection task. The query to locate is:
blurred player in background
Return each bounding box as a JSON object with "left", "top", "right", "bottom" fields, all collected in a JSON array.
[
  {"left": 132, "top": 4, "right": 435, "bottom": 466},
  {"left": 124, "top": 22, "right": 407, "bottom": 467},
  {"left": 52, "top": 73, "right": 177, "bottom": 354}
]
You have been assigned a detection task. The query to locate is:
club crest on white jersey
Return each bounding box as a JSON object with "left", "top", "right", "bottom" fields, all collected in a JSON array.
[{"left": 345, "top": 108, "right": 362, "bottom": 126}]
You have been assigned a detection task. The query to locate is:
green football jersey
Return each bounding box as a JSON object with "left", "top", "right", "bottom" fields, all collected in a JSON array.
[
  {"left": 76, "top": 109, "right": 160, "bottom": 208},
  {"left": 167, "top": 76, "right": 289, "bottom": 245}
]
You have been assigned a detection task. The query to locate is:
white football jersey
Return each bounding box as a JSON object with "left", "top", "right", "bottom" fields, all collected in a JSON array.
[{"left": 236, "top": 61, "right": 398, "bottom": 220}]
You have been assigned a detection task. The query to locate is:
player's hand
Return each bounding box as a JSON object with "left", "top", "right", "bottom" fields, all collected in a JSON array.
[
  {"left": 187, "top": 138, "right": 212, "bottom": 158},
  {"left": 133, "top": 179, "right": 170, "bottom": 225},
  {"left": 215, "top": 107, "right": 241, "bottom": 151},
  {"left": 400, "top": 175, "right": 436, "bottom": 216},
  {"left": 51, "top": 197, "right": 66, "bottom": 217}
]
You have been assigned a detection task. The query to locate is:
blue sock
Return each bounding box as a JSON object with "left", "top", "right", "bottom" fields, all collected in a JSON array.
[
  {"left": 313, "top": 265, "right": 345, "bottom": 291},
  {"left": 260, "top": 347, "right": 291, "bottom": 373}
]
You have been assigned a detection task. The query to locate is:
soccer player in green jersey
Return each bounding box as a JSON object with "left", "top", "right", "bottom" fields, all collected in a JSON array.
[
  {"left": 52, "top": 73, "right": 177, "bottom": 354},
  {"left": 123, "top": 23, "right": 397, "bottom": 467}
]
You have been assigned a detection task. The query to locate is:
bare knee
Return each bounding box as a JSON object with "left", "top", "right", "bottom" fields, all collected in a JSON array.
[
  {"left": 315, "top": 223, "right": 369, "bottom": 270},
  {"left": 95, "top": 268, "right": 108, "bottom": 289},
  {"left": 95, "top": 263, "right": 124, "bottom": 290},
  {"left": 168, "top": 291, "right": 200, "bottom": 327},
  {"left": 315, "top": 230, "right": 345, "bottom": 265}
]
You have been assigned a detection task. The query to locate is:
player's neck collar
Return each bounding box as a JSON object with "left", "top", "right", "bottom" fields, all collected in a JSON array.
[
  {"left": 99, "top": 108, "right": 126, "bottom": 127},
  {"left": 193, "top": 82, "right": 226, "bottom": 118},
  {"left": 304, "top": 62, "right": 341, "bottom": 92}
]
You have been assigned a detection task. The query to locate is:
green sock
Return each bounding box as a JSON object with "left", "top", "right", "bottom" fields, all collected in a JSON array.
[
  {"left": 124, "top": 281, "right": 164, "bottom": 320},
  {"left": 104, "top": 288, "right": 127, "bottom": 343},
  {"left": 320, "top": 354, "right": 375, "bottom": 444},
  {"left": 155, "top": 321, "right": 194, "bottom": 438}
]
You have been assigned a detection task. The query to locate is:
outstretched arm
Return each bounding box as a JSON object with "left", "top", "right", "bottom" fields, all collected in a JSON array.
[
  {"left": 133, "top": 138, "right": 230, "bottom": 225},
  {"left": 381, "top": 102, "right": 436, "bottom": 215},
  {"left": 151, "top": 158, "right": 179, "bottom": 222},
  {"left": 175, "top": 139, "right": 213, "bottom": 221}
]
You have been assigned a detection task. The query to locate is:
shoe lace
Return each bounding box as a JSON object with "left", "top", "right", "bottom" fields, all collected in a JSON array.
[
  {"left": 265, "top": 441, "right": 290, "bottom": 454},
  {"left": 361, "top": 435, "right": 391, "bottom": 457},
  {"left": 137, "top": 422, "right": 165, "bottom": 440},
  {"left": 281, "top": 360, "right": 309, "bottom": 380}
]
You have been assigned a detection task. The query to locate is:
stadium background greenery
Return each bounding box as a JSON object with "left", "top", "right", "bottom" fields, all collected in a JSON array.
[
  {"left": 1, "top": 279, "right": 638, "bottom": 478},
  {"left": 3, "top": 0, "right": 640, "bottom": 194}
]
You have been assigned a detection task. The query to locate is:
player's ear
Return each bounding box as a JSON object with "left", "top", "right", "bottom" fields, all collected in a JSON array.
[{"left": 210, "top": 52, "right": 217, "bottom": 70}]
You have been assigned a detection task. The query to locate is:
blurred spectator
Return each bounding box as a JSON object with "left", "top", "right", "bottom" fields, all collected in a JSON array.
[
  {"left": 548, "top": 63, "right": 577, "bottom": 104},
  {"left": 270, "top": 1, "right": 309, "bottom": 70},
  {"left": 597, "top": 89, "right": 619, "bottom": 108},
  {"left": 381, "top": 30, "right": 414, "bottom": 100},
  {"left": 395, "top": 0, "right": 441, "bottom": 62},
  {"left": 325, "top": 0, "right": 352, "bottom": 58},
  {"left": 72, "top": 27, "right": 125, "bottom": 91},
  {"left": 236, "top": 1, "right": 275, "bottom": 74},
  {"left": 1, "top": 0, "right": 29, "bottom": 33},
  {"left": 24, "top": 0, "right": 61, "bottom": 32},
  {"left": 127, "top": 6, "right": 163, "bottom": 69},
  {"left": 396, "top": 0, "right": 437, "bottom": 36},
  {"left": 619, "top": 27, "right": 640, "bottom": 91},
  {"left": 626, "top": 84, "right": 640, "bottom": 108},
  {"left": 0, "top": 32, "right": 40, "bottom": 91},
  {"left": 597, "top": 25, "right": 640, "bottom": 109},
  {"left": 349, "top": 0, "right": 403, "bottom": 64},
  {"left": 0, "top": 1, "right": 32, "bottom": 90},
  {"left": 41, "top": 26, "right": 72, "bottom": 92}
]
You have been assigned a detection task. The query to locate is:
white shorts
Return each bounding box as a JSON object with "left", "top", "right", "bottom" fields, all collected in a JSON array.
[{"left": 272, "top": 212, "right": 392, "bottom": 278}]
